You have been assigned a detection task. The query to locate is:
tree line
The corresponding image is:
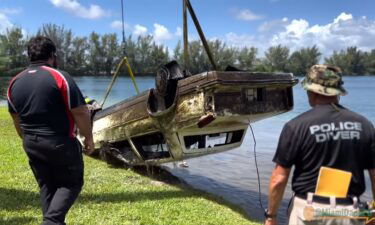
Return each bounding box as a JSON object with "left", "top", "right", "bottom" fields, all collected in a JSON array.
[{"left": 1, "top": 24, "right": 375, "bottom": 77}]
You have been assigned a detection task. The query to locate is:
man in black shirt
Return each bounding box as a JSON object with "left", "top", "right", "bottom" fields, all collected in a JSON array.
[
  {"left": 7, "top": 36, "right": 94, "bottom": 225},
  {"left": 265, "top": 65, "right": 375, "bottom": 225}
]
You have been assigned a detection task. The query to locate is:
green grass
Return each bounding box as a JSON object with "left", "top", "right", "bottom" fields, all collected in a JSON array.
[{"left": 0, "top": 107, "right": 260, "bottom": 225}]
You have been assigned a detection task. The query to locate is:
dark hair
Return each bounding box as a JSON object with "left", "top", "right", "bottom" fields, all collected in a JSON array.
[{"left": 27, "top": 36, "right": 56, "bottom": 62}]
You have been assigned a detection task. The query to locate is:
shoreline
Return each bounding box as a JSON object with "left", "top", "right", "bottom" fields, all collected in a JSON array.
[
  {"left": 0, "top": 106, "right": 260, "bottom": 225},
  {"left": 85, "top": 151, "right": 255, "bottom": 222}
]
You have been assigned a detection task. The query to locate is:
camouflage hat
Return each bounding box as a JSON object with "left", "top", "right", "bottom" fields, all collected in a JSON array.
[{"left": 301, "top": 64, "right": 347, "bottom": 96}]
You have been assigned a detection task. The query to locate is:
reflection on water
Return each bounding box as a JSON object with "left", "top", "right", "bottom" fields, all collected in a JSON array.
[
  {"left": 73, "top": 76, "right": 156, "bottom": 107},
  {"left": 1, "top": 75, "right": 374, "bottom": 224}
]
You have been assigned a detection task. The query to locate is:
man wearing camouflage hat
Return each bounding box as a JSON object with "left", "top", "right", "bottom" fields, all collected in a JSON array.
[{"left": 264, "top": 65, "right": 375, "bottom": 225}]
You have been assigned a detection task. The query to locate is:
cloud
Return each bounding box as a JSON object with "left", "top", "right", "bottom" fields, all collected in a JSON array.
[
  {"left": 49, "top": 0, "right": 109, "bottom": 19},
  {"left": 258, "top": 17, "right": 288, "bottom": 33},
  {"left": 224, "top": 32, "right": 269, "bottom": 56},
  {"left": 225, "top": 32, "right": 257, "bottom": 47},
  {"left": 153, "top": 23, "right": 172, "bottom": 43},
  {"left": 133, "top": 24, "right": 148, "bottom": 36},
  {"left": 110, "top": 20, "right": 130, "bottom": 30},
  {"left": 268, "top": 12, "right": 375, "bottom": 54},
  {"left": 233, "top": 9, "right": 263, "bottom": 21},
  {"left": 0, "top": 7, "right": 22, "bottom": 15},
  {"left": 0, "top": 8, "right": 28, "bottom": 36},
  {"left": 110, "top": 22, "right": 178, "bottom": 40},
  {"left": 175, "top": 27, "right": 183, "bottom": 36},
  {"left": 110, "top": 20, "right": 122, "bottom": 29},
  {"left": 0, "top": 12, "right": 13, "bottom": 33},
  {"left": 333, "top": 12, "right": 353, "bottom": 23},
  {"left": 110, "top": 22, "right": 148, "bottom": 37},
  {"left": 225, "top": 12, "right": 375, "bottom": 57}
]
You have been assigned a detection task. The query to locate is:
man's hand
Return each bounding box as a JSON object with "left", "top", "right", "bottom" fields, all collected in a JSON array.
[
  {"left": 265, "top": 218, "right": 277, "bottom": 225},
  {"left": 83, "top": 136, "right": 95, "bottom": 155},
  {"left": 71, "top": 105, "right": 94, "bottom": 155}
]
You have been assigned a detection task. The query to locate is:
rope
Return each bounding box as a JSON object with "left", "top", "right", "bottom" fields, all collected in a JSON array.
[
  {"left": 249, "top": 123, "right": 265, "bottom": 211},
  {"left": 121, "top": 0, "right": 126, "bottom": 54},
  {"left": 101, "top": 0, "right": 140, "bottom": 107}
]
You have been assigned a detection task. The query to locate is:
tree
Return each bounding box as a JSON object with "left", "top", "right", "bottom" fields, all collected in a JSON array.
[
  {"left": 37, "top": 24, "right": 73, "bottom": 71},
  {"left": 66, "top": 37, "right": 89, "bottom": 75},
  {"left": 363, "top": 49, "right": 375, "bottom": 75},
  {"left": 3, "top": 23, "right": 375, "bottom": 77},
  {"left": 209, "top": 39, "right": 236, "bottom": 71},
  {"left": 324, "top": 51, "right": 346, "bottom": 73},
  {"left": 288, "top": 45, "right": 321, "bottom": 76},
  {"left": 236, "top": 47, "right": 258, "bottom": 70},
  {"left": 148, "top": 44, "right": 169, "bottom": 73},
  {"left": 345, "top": 47, "right": 366, "bottom": 75},
  {"left": 264, "top": 45, "right": 290, "bottom": 72},
  {"left": 325, "top": 47, "right": 365, "bottom": 75},
  {"left": 0, "top": 43, "right": 8, "bottom": 73},
  {"left": 0, "top": 27, "right": 28, "bottom": 71},
  {"left": 87, "top": 32, "right": 103, "bottom": 75},
  {"left": 173, "top": 41, "right": 183, "bottom": 61},
  {"left": 253, "top": 58, "right": 274, "bottom": 72},
  {"left": 135, "top": 35, "right": 153, "bottom": 73},
  {"left": 188, "top": 40, "right": 210, "bottom": 74},
  {"left": 122, "top": 35, "right": 137, "bottom": 75},
  {"left": 102, "top": 33, "right": 120, "bottom": 75}
]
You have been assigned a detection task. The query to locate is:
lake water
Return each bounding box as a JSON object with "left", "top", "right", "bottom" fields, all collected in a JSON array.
[{"left": 1, "top": 75, "right": 374, "bottom": 224}]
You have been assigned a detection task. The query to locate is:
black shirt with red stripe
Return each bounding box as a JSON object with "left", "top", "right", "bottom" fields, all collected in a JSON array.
[{"left": 7, "top": 62, "right": 85, "bottom": 137}]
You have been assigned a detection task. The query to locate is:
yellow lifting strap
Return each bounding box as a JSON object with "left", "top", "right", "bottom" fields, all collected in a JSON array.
[
  {"left": 101, "top": 56, "right": 140, "bottom": 108},
  {"left": 315, "top": 166, "right": 352, "bottom": 198}
]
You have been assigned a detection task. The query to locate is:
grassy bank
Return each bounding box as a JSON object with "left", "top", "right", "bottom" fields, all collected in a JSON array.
[{"left": 0, "top": 107, "right": 260, "bottom": 225}]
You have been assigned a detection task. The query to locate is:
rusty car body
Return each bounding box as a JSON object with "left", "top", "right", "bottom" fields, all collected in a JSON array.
[{"left": 90, "top": 69, "right": 298, "bottom": 166}]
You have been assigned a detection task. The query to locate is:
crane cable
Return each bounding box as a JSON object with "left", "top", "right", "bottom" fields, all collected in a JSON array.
[
  {"left": 249, "top": 124, "right": 265, "bottom": 211},
  {"left": 101, "top": 0, "right": 140, "bottom": 108},
  {"left": 121, "top": 0, "right": 126, "bottom": 48}
]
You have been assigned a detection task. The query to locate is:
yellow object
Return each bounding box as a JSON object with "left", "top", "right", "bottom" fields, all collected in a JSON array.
[
  {"left": 315, "top": 167, "right": 352, "bottom": 198},
  {"left": 101, "top": 56, "right": 140, "bottom": 107},
  {"left": 85, "top": 97, "right": 92, "bottom": 104},
  {"left": 123, "top": 57, "right": 140, "bottom": 94}
]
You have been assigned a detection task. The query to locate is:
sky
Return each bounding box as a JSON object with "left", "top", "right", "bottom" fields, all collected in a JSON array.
[{"left": 1, "top": 0, "right": 375, "bottom": 57}]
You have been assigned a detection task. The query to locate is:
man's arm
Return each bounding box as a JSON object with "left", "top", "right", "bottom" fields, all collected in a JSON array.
[
  {"left": 71, "top": 105, "right": 94, "bottom": 155},
  {"left": 10, "top": 113, "right": 23, "bottom": 138},
  {"left": 265, "top": 164, "right": 291, "bottom": 225},
  {"left": 369, "top": 169, "right": 375, "bottom": 200}
]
